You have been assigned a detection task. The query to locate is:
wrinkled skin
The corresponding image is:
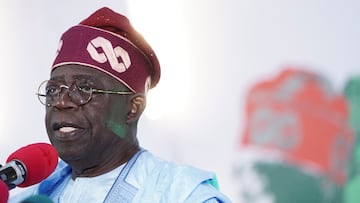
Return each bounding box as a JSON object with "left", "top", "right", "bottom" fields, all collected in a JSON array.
[{"left": 45, "top": 64, "right": 145, "bottom": 179}]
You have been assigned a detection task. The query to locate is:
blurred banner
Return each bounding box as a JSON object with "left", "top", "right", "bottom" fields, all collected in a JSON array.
[
  {"left": 343, "top": 76, "right": 360, "bottom": 203},
  {"left": 233, "top": 68, "right": 354, "bottom": 203}
]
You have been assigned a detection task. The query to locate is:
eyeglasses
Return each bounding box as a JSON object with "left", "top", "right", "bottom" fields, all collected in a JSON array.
[{"left": 36, "top": 80, "right": 133, "bottom": 107}]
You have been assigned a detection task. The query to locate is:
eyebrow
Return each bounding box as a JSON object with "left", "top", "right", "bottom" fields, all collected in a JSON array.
[{"left": 50, "top": 75, "right": 64, "bottom": 81}]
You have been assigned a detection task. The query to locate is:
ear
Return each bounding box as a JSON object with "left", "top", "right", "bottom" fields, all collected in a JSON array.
[{"left": 126, "top": 94, "right": 146, "bottom": 123}]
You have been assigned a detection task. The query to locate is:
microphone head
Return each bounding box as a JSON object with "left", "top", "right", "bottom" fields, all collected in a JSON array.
[
  {"left": 0, "top": 180, "right": 9, "bottom": 203},
  {"left": 6, "top": 143, "right": 58, "bottom": 187}
]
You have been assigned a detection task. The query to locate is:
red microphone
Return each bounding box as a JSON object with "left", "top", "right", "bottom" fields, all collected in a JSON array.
[
  {"left": 0, "top": 180, "right": 9, "bottom": 203},
  {"left": 0, "top": 143, "right": 58, "bottom": 189}
]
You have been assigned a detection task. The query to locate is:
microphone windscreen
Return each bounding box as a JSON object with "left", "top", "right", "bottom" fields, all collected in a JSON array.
[
  {"left": 0, "top": 180, "right": 9, "bottom": 203},
  {"left": 6, "top": 143, "right": 58, "bottom": 187},
  {"left": 20, "top": 194, "right": 53, "bottom": 203}
]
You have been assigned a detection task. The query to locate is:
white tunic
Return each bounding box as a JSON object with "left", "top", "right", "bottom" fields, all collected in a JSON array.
[{"left": 9, "top": 150, "right": 231, "bottom": 203}]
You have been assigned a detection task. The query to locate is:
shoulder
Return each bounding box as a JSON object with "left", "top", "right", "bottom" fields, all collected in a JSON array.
[
  {"left": 134, "top": 150, "right": 215, "bottom": 185},
  {"left": 131, "top": 150, "right": 231, "bottom": 202},
  {"left": 8, "top": 160, "right": 70, "bottom": 202}
]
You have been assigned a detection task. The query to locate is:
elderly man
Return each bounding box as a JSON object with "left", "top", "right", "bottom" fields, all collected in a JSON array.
[{"left": 10, "top": 7, "right": 230, "bottom": 203}]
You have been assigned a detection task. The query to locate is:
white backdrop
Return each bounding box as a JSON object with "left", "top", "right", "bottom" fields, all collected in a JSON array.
[{"left": 1, "top": 0, "right": 360, "bottom": 201}]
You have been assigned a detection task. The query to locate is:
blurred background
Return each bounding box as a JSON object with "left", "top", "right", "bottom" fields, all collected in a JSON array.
[{"left": 1, "top": 0, "right": 359, "bottom": 202}]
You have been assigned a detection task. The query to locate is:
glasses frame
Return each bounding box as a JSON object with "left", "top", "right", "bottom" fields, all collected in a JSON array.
[{"left": 36, "top": 80, "right": 134, "bottom": 107}]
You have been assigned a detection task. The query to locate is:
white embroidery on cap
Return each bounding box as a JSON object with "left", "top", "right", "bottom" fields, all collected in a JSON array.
[{"left": 87, "top": 37, "right": 131, "bottom": 73}]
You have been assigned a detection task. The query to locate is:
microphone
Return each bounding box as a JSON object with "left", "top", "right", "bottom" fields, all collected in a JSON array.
[
  {"left": 0, "top": 143, "right": 58, "bottom": 190},
  {"left": 0, "top": 180, "right": 9, "bottom": 203},
  {"left": 20, "top": 194, "right": 53, "bottom": 203}
]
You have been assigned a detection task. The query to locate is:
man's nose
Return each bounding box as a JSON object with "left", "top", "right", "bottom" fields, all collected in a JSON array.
[{"left": 52, "top": 89, "right": 78, "bottom": 109}]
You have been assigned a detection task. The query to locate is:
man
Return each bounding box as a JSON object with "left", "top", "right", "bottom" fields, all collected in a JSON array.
[{"left": 9, "top": 7, "right": 230, "bottom": 203}]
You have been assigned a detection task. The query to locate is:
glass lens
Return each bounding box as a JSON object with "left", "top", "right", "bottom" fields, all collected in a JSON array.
[
  {"left": 37, "top": 80, "right": 59, "bottom": 106},
  {"left": 37, "top": 80, "right": 93, "bottom": 106},
  {"left": 68, "top": 83, "right": 93, "bottom": 105}
]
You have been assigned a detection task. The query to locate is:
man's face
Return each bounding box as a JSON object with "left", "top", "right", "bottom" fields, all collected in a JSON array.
[{"left": 45, "top": 64, "right": 132, "bottom": 166}]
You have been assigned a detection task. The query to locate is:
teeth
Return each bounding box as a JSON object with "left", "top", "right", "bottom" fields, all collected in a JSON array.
[{"left": 59, "top": 127, "right": 77, "bottom": 133}]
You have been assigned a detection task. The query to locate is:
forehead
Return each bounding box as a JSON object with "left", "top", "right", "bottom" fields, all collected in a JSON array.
[
  {"left": 51, "top": 64, "right": 125, "bottom": 87},
  {"left": 51, "top": 64, "right": 109, "bottom": 80},
  {"left": 50, "top": 65, "right": 130, "bottom": 91},
  {"left": 50, "top": 64, "right": 130, "bottom": 91}
]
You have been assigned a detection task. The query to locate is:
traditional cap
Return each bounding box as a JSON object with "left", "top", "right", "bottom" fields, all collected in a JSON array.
[{"left": 52, "top": 7, "right": 160, "bottom": 93}]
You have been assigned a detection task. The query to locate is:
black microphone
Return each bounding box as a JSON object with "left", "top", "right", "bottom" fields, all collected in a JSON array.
[{"left": 0, "top": 143, "right": 58, "bottom": 190}]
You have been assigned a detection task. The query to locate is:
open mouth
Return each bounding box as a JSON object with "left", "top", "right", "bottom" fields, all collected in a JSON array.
[
  {"left": 59, "top": 126, "right": 77, "bottom": 133},
  {"left": 52, "top": 122, "right": 85, "bottom": 140}
]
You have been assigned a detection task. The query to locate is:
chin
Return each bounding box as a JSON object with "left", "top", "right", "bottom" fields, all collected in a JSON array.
[{"left": 55, "top": 145, "right": 83, "bottom": 162}]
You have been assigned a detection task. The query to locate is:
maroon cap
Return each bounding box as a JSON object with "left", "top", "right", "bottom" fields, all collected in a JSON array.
[{"left": 52, "top": 7, "right": 160, "bottom": 93}]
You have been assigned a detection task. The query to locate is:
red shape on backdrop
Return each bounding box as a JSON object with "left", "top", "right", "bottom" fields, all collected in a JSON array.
[{"left": 240, "top": 68, "right": 353, "bottom": 185}]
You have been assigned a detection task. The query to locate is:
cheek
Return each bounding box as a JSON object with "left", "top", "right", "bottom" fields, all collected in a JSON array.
[
  {"left": 103, "top": 101, "right": 128, "bottom": 139},
  {"left": 106, "top": 120, "right": 126, "bottom": 139},
  {"left": 45, "top": 110, "right": 52, "bottom": 133}
]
